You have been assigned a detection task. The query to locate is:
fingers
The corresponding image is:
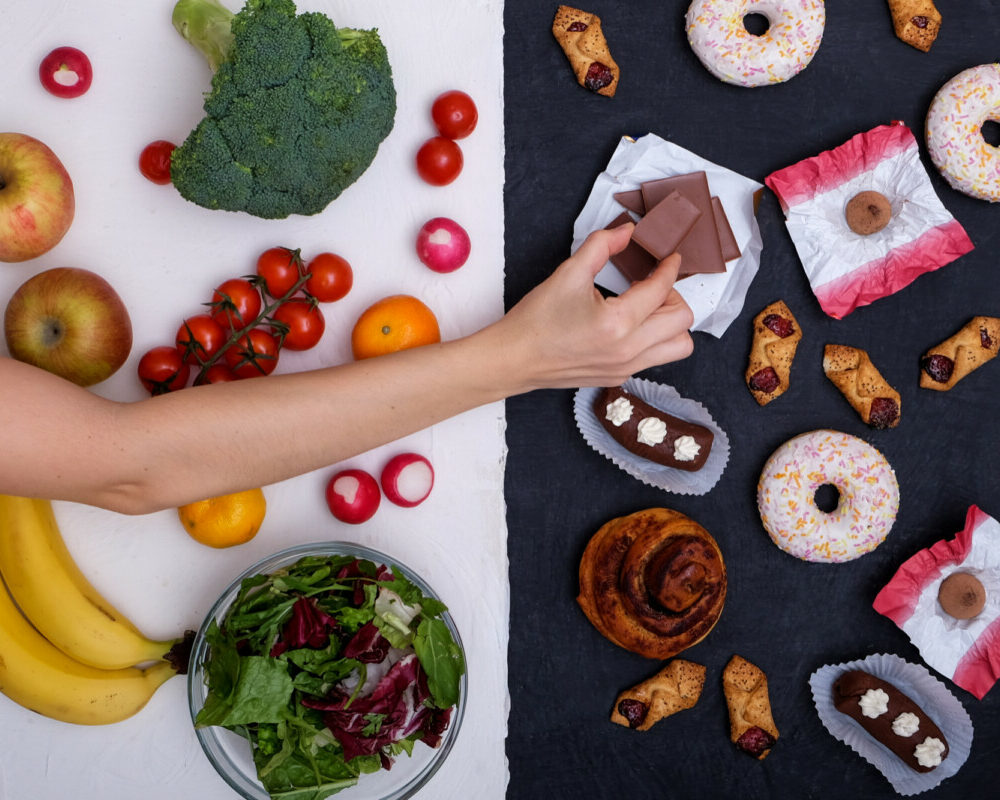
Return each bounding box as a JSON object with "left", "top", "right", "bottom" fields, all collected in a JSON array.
[
  {"left": 568, "top": 223, "right": 634, "bottom": 281},
  {"left": 618, "top": 252, "right": 683, "bottom": 320}
]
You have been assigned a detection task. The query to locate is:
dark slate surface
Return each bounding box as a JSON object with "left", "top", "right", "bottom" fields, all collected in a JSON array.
[{"left": 503, "top": 2, "right": 1000, "bottom": 798}]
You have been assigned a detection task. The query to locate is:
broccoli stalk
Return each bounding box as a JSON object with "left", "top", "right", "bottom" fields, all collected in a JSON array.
[
  {"left": 169, "top": 0, "right": 396, "bottom": 219},
  {"left": 172, "top": 0, "right": 235, "bottom": 72}
]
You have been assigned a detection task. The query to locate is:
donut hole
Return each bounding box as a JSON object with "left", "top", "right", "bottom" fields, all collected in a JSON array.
[
  {"left": 982, "top": 120, "right": 1000, "bottom": 148},
  {"left": 814, "top": 483, "right": 841, "bottom": 514},
  {"left": 743, "top": 13, "right": 770, "bottom": 36}
]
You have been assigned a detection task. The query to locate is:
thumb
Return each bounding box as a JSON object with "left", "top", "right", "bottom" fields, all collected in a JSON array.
[{"left": 571, "top": 222, "right": 634, "bottom": 281}]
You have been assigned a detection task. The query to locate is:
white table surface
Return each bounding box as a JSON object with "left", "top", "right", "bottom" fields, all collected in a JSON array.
[{"left": 0, "top": 1, "right": 508, "bottom": 797}]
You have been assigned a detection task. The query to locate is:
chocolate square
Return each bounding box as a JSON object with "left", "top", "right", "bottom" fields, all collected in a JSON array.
[
  {"left": 632, "top": 190, "right": 702, "bottom": 261},
  {"left": 605, "top": 212, "right": 657, "bottom": 283},
  {"left": 640, "top": 172, "right": 726, "bottom": 276},
  {"left": 613, "top": 189, "right": 646, "bottom": 216},
  {"left": 711, "top": 196, "right": 741, "bottom": 261}
]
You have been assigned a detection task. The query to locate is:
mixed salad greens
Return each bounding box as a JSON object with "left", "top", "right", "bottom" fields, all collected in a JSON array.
[{"left": 195, "top": 554, "right": 465, "bottom": 799}]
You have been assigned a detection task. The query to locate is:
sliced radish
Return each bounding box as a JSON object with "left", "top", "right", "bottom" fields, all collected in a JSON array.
[
  {"left": 325, "top": 469, "right": 380, "bottom": 524},
  {"left": 416, "top": 217, "right": 471, "bottom": 273},
  {"left": 39, "top": 47, "right": 93, "bottom": 99},
  {"left": 380, "top": 453, "right": 434, "bottom": 507}
]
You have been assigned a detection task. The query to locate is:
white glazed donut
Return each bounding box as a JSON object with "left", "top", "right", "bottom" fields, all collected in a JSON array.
[
  {"left": 685, "top": 0, "right": 825, "bottom": 88},
  {"left": 926, "top": 63, "right": 1000, "bottom": 202},
  {"left": 757, "top": 430, "right": 899, "bottom": 563}
]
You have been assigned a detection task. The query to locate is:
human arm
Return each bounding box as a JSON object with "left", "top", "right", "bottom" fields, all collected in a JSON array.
[{"left": 0, "top": 224, "right": 693, "bottom": 513}]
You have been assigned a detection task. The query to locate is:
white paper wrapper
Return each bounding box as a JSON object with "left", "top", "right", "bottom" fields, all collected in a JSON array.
[
  {"left": 574, "top": 376, "right": 730, "bottom": 495},
  {"left": 809, "top": 653, "right": 974, "bottom": 795},
  {"left": 571, "top": 133, "right": 764, "bottom": 338}
]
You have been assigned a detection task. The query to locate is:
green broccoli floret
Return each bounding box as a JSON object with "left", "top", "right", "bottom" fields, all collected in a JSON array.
[{"left": 169, "top": 0, "right": 396, "bottom": 219}]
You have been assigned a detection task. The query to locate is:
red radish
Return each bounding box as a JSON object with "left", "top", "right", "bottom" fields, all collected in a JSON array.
[
  {"left": 39, "top": 47, "right": 93, "bottom": 99},
  {"left": 416, "top": 217, "right": 471, "bottom": 273},
  {"left": 380, "top": 453, "right": 434, "bottom": 507},
  {"left": 326, "top": 469, "right": 380, "bottom": 523}
]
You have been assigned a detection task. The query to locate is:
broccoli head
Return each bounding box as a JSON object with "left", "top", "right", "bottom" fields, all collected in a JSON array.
[{"left": 170, "top": 0, "right": 396, "bottom": 219}]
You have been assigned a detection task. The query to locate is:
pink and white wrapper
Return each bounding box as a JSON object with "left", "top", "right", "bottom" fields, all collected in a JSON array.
[
  {"left": 873, "top": 505, "right": 1000, "bottom": 700},
  {"left": 765, "top": 123, "right": 974, "bottom": 320}
]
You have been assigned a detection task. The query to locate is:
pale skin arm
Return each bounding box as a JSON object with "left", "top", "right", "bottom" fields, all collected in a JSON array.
[{"left": 0, "top": 224, "right": 694, "bottom": 514}]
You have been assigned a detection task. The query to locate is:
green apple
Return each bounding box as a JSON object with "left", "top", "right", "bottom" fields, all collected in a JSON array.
[
  {"left": 0, "top": 133, "right": 75, "bottom": 263},
  {"left": 4, "top": 267, "right": 133, "bottom": 386}
]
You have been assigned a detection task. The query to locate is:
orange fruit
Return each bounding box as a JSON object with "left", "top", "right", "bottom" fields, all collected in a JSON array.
[
  {"left": 177, "top": 487, "right": 266, "bottom": 549},
  {"left": 351, "top": 294, "right": 441, "bottom": 360}
]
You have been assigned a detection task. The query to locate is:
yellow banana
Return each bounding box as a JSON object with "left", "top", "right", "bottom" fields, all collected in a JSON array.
[
  {"left": 0, "top": 495, "right": 181, "bottom": 669},
  {"left": 0, "top": 573, "right": 176, "bottom": 725}
]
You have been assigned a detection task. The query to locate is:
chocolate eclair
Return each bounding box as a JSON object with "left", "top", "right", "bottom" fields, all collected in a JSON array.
[
  {"left": 594, "top": 386, "right": 713, "bottom": 472},
  {"left": 833, "top": 670, "right": 949, "bottom": 773}
]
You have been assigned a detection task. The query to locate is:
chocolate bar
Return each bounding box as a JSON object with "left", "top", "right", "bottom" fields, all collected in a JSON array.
[
  {"left": 711, "top": 196, "right": 741, "bottom": 261},
  {"left": 641, "top": 172, "right": 726, "bottom": 276},
  {"left": 632, "top": 191, "right": 702, "bottom": 261}
]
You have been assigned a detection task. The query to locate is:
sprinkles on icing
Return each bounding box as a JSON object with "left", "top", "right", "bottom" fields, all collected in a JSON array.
[
  {"left": 926, "top": 63, "right": 1000, "bottom": 203},
  {"left": 757, "top": 430, "right": 899, "bottom": 563},
  {"left": 686, "top": 0, "right": 826, "bottom": 88}
]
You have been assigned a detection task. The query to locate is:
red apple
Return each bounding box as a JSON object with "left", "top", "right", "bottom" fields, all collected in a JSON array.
[
  {"left": 4, "top": 267, "right": 133, "bottom": 386},
  {"left": 0, "top": 133, "right": 75, "bottom": 263}
]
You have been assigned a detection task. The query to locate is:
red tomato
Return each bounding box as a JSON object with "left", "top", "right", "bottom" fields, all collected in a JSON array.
[
  {"left": 431, "top": 90, "right": 478, "bottom": 140},
  {"left": 257, "top": 247, "right": 303, "bottom": 298},
  {"left": 224, "top": 328, "right": 280, "bottom": 378},
  {"left": 211, "top": 278, "right": 263, "bottom": 331},
  {"left": 176, "top": 314, "right": 227, "bottom": 366},
  {"left": 194, "top": 364, "right": 240, "bottom": 385},
  {"left": 138, "top": 140, "right": 176, "bottom": 185},
  {"left": 415, "top": 136, "right": 463, "bottom": 186},
  {"left": 305, "top": 253, "right": 353, "bottom": 303},
  {"left": 271, "top": 298, "right": 326, "bottom": 351},
  {"left": 137, "top": 346, "right": 190, "bottom": 395},
  {"left": 39, "top": 46, "right": 92, "bottom": 99}
]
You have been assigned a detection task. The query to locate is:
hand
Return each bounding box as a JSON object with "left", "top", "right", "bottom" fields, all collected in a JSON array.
[{"left": 493, "top": 223, "right": 694, "bottom": 390}]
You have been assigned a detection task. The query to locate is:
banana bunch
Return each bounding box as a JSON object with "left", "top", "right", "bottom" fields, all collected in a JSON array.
[{"left": 0, "top": 495, "right": 190, "bottom": 725}]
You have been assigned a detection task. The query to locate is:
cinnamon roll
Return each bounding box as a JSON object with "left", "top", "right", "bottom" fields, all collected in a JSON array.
[{"left": 577, "top": 508, "right": 727, "bottom": 659}]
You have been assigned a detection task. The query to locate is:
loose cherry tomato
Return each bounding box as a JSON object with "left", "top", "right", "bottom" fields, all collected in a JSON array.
[
  {"left": 415, "top": 136, "right": 463, "bottom": 186},
  {"left": 194, "top": 364, "right": 240, "bottom": 385},
  {"left": 137, "top": 346, "right": 190, "bottom": 395},
  {"left": 256, "top": 247, "right": 303, "bottom": 298},
  {"left": 176, "top": 314, "right": 227, "bottom": 366},
  {"left": 271, "top": 298, "right": 326, "bottom": 351},
  {"left": 210, "top": 278, "right": 262, "bottom": 331},
  {"left": 138, "top": 140, "right": 176, "bottom": 185},
  {"left": 225, "top": 328, "right": 280, "bottom": 378},
  {"left": 305, "top": 253, "right": 353, "bottom": 302},
  {"left": 39, "top": 47, "right": 92, "bottom": 99},
  {"left": 431, "top": 90, "right": 478, "bottom": 140}
]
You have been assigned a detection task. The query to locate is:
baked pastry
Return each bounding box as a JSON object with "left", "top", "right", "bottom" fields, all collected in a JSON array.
[
  {"left": 610, "top": 658, "right": 706, "bottom": 731},
  {"left": 552, "top": 6, "right": 619, "bottom": 97},
  {"left": 823, "top": 344, "right": 901, "bottom": 429},
  {"left": 577, "top": 508, "right": 726, "bottom": 660},
  {"left": 746, "top": 300, "right": 802, "bottom": 405},
  {"left": 920, "top": 316, "right": 1000, "bottom": 391},
  {"left": 833, "top": 670, "right": 949, "bottom": 772},
  {"left": 887, "top": 0, "right": 942, "bottom": 52},
  {"left": 845, "top": 191, "right": 892, "bottom": 235},
  {"left": 722, "top": 655, "right": 779, "bottom": 759},
  {"left": 594, "top": 386, "right": 713, "bottom": 472}
]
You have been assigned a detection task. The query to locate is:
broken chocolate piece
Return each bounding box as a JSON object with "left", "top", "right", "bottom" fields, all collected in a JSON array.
[
  {"left": 613, "top": 189, "right": 646, "bottom": 215},
  {"left": 641, "top": 172, "right": 726, "bottom": 277},
  {"left": 632, "top": 191, "right": 702, "bottom": 261},
  {"left": 711, "top": 196, "right": 741, "bottom": 261},
  {"left": 605, "top": 211, "right": 657, "bottom": 283}
]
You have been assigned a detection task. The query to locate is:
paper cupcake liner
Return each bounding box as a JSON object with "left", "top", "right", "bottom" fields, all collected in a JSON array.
[
  {"left": 809, "top": 653, "right": 974, "bottom": 795},
  {"left": 574, "top": 377, "right": 730, "bottom": 495}
]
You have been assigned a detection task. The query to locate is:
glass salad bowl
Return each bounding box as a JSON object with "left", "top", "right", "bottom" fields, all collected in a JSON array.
[{"left": 188, "top": 541, "right": 467, "bottom": 800}]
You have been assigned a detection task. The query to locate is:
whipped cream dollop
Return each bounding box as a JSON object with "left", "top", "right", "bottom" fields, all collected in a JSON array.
[
  {"left": 605, "top": 397, "right": 633, "bottom": 427},
  {"left": 914, "top": 736, "right": 946, "bottom": 767},
  {"left": 673, "top": 435, "right": 701, "bottom": 462},
  {"left": 891, "top": 711, "right": 920, "bottom": 737},
  {"left": 859, "top": 688, "right": 890, "bottom": 718},
  {"left": 636, "top": 417, "right": 667, "bottom": 446}
]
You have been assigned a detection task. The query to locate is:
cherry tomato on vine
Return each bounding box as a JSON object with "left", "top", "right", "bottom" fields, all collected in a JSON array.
[
  {"left": 210, "top": 278, "right": 262, "bottom": 331},
  {"left": 431, "top": 90, "right": 478, "bottom": 140},
  {"left": 138, "top": 140, "right": 176, "bottom": 185},
  {"left": 137, "top": 346, "right": 190, "bottom": 395},
  {"left": 176, "top": 314, "right": 227, "bottom": 366},
  {"left": 415, "top": 136, "right": 463, "bottom": 186},
  {"left": 257, "top": 247, "right": 303, "bottom": 298},
  {"left": 271, "top": 298, "right": 326, "bottom": 351},
  {"left": 225, "top": 328, "right": 280, "bottom": 378},
  {"left": 305, "top": 253, "right": 353, "bottom": 303},
  {"left": 194, "top": 364, "right": 240, "bottom": 385}
]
